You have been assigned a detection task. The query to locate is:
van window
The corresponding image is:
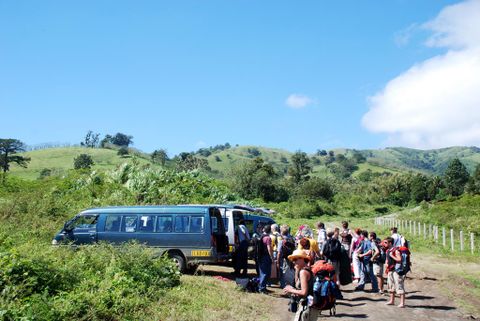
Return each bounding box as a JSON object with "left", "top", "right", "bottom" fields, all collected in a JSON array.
[
  {"left": 105, "top": 215, "right": 121, "bottom": 232},
  {"left": 190, "top": 216, "right": 205, "bottom": 233},
  {"left": 157, "top": 216, "right": 173, "bottom": 233},
  {"left": 222, "top": 218, "right": 229, "bottom": 232},
  {"left": 139, "top": 215, "right": 155, "bottom": 232},
  {"left": 175, "top": 215, "right": 190, "bottom": 233},
  {"left": 245, "top": 219, "right": 254, "bottom": 235},
  {"left": 122, "top": 215, "right": 138, "bottom": 233},
  {"left": 71, "top": 215, "right": 98, "bottom": 229}
]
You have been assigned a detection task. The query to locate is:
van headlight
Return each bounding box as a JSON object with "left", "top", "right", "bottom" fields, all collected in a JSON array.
[{"left": 51, "top": 239, "right": 58, "bottom": 245}]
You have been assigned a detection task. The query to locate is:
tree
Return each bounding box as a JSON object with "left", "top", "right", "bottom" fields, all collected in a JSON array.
[
  {"left": 466, "top": 163, "right": 480, "bottom": 194},
  {"left": 117, "top": 147, "right": 129, "bottom": 157},
  {"left": 74, "top": 154, "right": 94, "bottom": 169},
  {"left": 176, "top": 152, "right": 210, "bottom": 171},
  {"left": 296, "top": 177, "right": 335, "bottom": 202},
  {"left": 80, "top": 130, "right": 100, "bottom": 148},
  {"left": 110, "top": 133, "right": 133, "bottom": 147},
  {"left": 316, "top": 149, "right": 327, "bottom": 156},
  {"left": 100, "top": 134, "right": 113, "bottom": 148},
  {"left": 231, "top": 157, "right": 279, "bottom": 201},
  {"left": 443, "top": 158, "right": 470, "bottom": 196},
  {"left": 0, "top": 139, "right": 31, "bottom": 180},
  {"left": 288, "top": 151, "right": 311, "bottom": 184},
  {"left": 151, "top": 149, "right": 169, "bottom": 166}
]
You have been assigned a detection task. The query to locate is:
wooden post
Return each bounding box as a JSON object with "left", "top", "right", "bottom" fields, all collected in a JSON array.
[
  {"left": 423, "top": 223, "right": 426, "bottom": 239},
  {"left": 413, "top": 221, "right": 416, "bottom": 235},
  {"left": 409, "top": 221, "right": 412, "bottom": 234},
  {"left": 429, "top": 224, "right": 432, "bottom": 238},
  {"left": 450, "top": 229, "right": 454, "bottom": 252},
  {"left": 460, "top": 231, "right": 464, "bottom": 252},
  {"left": 471, "top": 233, "right": 475, "bottom": 254},
  {"left": 418, "top": 222, "right": 421, "bottom": 236},
  {"left": 434, "top": 226, "right": 438, "bottom": 243},
  {"left": 442, "top": 227, "right": 446, "bottom": 247}
]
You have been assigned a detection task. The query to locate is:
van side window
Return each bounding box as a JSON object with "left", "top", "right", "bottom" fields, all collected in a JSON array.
[
  {"left": 139, "top": 215, "right": 155, "bottom": 232},
  {"left": 190, "top": 216, "right": 204, "bottom": 233},
  {"left": 122, "top": 215, "right": 138, "bottom": 233},
  {"left": 157, "top": 216, "right": 173, "bottom": 233},
  {"left": 105, "top": 215, "right": 121, "bottom": 232},
  {"left": 71, "top": 215, "right": 98, "bottom": 230},
  {"left": 175, "top": 216, "right": 190, "bottom": 233}
]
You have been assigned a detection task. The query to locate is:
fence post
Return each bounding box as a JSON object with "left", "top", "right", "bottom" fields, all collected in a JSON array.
[
  {"left": 442, "top": 227, "right": 446, "bottom": 247},
  {"left": 423, "top": 223, "right": 426, "bottom": 239},
  {"left": 471, "top": 233, "right": 475, "bottom": 254},
  {"left": 413, "top": 221, "right": 416, "bottom": 235},
  {"left": 409, "top": 221, "right": 412, "bottom": 234},
  {"left": 434, "top": 226, "right": 438, "bottom": 243},
  {"left": 418, "top": 222, "right": 421, "bottom": 237},
  {"left": 460, "top": 231, "right": 464, "bottom": 252},
  {"left": 450, "top": 229, "right": 454, "bottom": 252},
  {"left": 429, "top": 224, "right": 432, "bottom": 238}
]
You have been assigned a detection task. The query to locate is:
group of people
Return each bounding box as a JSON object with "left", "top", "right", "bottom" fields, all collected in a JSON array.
[{"left": 233, "top": 220, "right": 410, "bottom": 320}]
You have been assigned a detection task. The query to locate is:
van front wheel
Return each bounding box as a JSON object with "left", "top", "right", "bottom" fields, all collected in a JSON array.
[{"left": 170, "top": 253, "right": 186, "bottom": 273}]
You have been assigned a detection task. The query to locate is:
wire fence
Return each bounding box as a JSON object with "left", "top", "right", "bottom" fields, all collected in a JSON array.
[{"left": 374, "top": 217, "right": 478, "bottom": 255}]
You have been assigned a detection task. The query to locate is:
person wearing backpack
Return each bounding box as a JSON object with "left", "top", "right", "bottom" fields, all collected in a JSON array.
[
  {"left": 280, "top": 224, "right": 296, "bottom": 288},
  {"left": 321, "top": 230, "right": 342, "bottom": 287},
  {"left": 355, "top": 230, "right": 379, "bottom": 293},
  {"left": 339, "top": 221, "right": 352, "bottom": 253},
  {"left": 234, "top": 219, "right": 250, "bottom": 278},
  {"left": 257, "top": 224, "right": 274, "bottom": 294},
  {"left": 283, "top": 250, "right": 320, "bottom": 321},
  {"left": 384, "top": 237, "right": 407, "bottom": 308},
  {"left": 270, "top": 224, "right": 283, "bottom": 280},
  {"left": 350, "top": 228, "right": 363, "bottom": 283},
  {"left": 370, "top": 232, "right": 385, "bottom": 294}
]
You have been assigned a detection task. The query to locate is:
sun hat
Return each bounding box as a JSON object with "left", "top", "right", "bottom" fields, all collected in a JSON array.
[{"left": 288, "top": 249, "right": 311, "bottom": 262}]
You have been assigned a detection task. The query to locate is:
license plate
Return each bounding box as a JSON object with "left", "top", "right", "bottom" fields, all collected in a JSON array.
[{"left": 191, "top": 250, "right": 210, "bottom": 257}]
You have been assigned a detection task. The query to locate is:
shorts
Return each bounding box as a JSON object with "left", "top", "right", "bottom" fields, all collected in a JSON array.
[
  {"left": 387, "top": 271, "right": 405, "bottom": 295},
  {"left": 373, "top": 262, "right": 384, "bottom": 276}
]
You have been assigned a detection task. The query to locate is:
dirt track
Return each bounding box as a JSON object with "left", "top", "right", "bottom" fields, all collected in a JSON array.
[{"left": 199, "top": 254, "right": 479, "bottom": 321}]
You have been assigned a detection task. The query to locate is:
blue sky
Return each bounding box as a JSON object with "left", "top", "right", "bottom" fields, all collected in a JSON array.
[{"left": 2, "top": 0, "right": 475, "bottom": 156}]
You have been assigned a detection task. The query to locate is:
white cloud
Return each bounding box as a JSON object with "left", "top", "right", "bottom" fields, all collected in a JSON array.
[
  {"left": 362, "top": 0, "right": 480, "bottom": 149},
  {"left": 394, "top": 23, "right": 418, "bottom": 47},
  {"left": 285, "top": 94, "right": 315, "bottom": 109}
]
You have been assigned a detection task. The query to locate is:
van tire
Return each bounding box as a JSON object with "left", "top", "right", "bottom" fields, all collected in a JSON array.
[{"left": 169, "top": 253, "right": 186, "bottom": 273}]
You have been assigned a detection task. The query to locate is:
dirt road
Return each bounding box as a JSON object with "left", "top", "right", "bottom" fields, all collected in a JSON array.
[{"left": 198, "top": 253, "right": 479, "bottom": 321}]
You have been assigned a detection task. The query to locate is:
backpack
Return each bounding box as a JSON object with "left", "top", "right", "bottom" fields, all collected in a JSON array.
[
  {"left": 373, "top": 238, "right": 386, "bottom": 264},
  {"left": 394, "top": 246, "right": 411, "bottom": 276},
  {"left": 323, "top": 238, "right": 341, "bottom": 261},
  {"left": 281, "top": 236, "right": 296, "bottom": 260},
  {"left": 271, "top": 232, "right": 282, "bottom": 253},
  {"left": 312, "top": 276, "right": 342, "bottom": 315},
  {"left": 254, "top": 235, "right": 268, "bottom": 259}
]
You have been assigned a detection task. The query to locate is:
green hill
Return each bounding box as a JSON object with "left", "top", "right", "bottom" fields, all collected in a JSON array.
[
  {"left": 9, "top": 147, "right": 161, "bottom": 180},
  {"left": 8, "top": 145, "right": 480, "bottom": 180}
]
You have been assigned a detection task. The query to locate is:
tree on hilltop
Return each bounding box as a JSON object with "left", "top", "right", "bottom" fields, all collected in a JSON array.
[
  {"left": 151, "top": 149, "right": 169, "bottom": 166},
  {"left": 0, "top": 138, "right": 31, "bottom": 181},
  {"left": 80, "top": 130, "right": 100, "bottom": 148},
  {"left": 288, "top": 151, "right": 311, "bottom": 184},
  {"left": 443, "top": 158, "right": 470, "bottom": 196},
  {"left": 74, "top": 154, "right": 94, "bottom": 170}
]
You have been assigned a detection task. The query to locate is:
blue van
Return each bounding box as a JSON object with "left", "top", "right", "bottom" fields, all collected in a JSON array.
[
  {"left": 52, "top": 205, "right": 229, "bottom": 273},
  {"left": 243, "top": 213, "right": 276, "bottom": 236}
]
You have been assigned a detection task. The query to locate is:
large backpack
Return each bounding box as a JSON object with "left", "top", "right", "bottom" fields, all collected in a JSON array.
[
  {"left": 394, "top": 246, "right": 411, "bottom": 276},
  {"left": 323, "top": 238, "right": 341, "bottom": 261},
  {"left": 311, "top": 276, "right": 342, "bottom": 315},
  {"left": 254, "top": 235, "right": 268, "bottom": 259},
  {"left": 373, "top": 238, "right": 386, "bottom": 264}
]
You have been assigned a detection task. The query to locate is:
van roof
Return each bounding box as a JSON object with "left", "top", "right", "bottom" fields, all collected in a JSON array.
[
  {"left": 181, "top": 204, "right": 256, "bottom": 212},
  {"left": 80, "top": 205, "right": 217, "bottom": 215}
]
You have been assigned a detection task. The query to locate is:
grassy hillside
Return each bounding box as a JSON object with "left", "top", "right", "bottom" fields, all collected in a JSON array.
[
  {"left": 8, "top": 145, "right": 480, "bottom": 180},
  {"left": 9, "top": 147, "right": 161, "bottom": 180},
  {"left": 361, "top": 146, "right": 480, "bottom": 175}
]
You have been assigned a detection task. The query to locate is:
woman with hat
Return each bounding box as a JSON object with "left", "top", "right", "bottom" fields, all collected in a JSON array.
[{"left": 283, "top": 250, "right": 320, "bottom": 321}]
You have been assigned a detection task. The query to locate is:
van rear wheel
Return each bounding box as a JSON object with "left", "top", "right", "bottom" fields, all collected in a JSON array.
[{"left": 170, "top": 253, "right": 186, "bottom": 273}]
